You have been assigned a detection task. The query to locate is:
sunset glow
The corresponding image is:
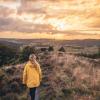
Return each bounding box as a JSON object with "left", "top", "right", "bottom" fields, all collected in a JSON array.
[{"left": 0, "top": 0, "right": 100, "bottom": 39}]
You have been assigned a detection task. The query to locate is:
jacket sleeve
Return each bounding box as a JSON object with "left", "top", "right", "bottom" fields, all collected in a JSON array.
[{"left": 23, "top": 64, "right": 27, "bottom": 84}]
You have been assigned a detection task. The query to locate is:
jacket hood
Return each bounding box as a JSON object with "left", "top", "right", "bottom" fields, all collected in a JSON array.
[{"left": 28, "top": 61, "right": 38, "bottom": 68}]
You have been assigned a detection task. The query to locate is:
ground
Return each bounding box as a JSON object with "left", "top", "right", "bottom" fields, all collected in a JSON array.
[{"left": 0, "top": 50, "right": 100, "bottom": 100}]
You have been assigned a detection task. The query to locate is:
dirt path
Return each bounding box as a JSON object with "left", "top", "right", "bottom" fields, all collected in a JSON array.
[{"left": 35, "top": 88, "right": 39, "bottom": 100}]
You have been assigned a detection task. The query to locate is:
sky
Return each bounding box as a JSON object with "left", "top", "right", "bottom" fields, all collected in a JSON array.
[{"left": 0, "top": 0, "right": 100, "bottom": 40}]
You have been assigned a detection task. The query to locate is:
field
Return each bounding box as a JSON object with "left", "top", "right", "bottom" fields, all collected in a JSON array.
[{"left": 0, "top": 39, "right": 100, "bottom": 100}]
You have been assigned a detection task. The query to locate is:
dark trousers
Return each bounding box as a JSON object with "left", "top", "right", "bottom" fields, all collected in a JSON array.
[{"left": 29, "top": 87, "right": 36, "bottom": 100}]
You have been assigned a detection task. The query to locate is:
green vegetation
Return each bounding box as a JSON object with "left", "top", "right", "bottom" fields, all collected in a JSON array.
[
  {"left": 0, "top": 44, "right": 55, "bottom": 66},
  {"left": 2, "top": 93, "right": 18, "bottom": 100},
  {"left": 0, "top": 44, "right": 37, "bottom": 66},
  {"left": 0, "top": 43, "right": 100, "bottom": 100},
  {"left": 48, "top": 46, "right": 54, "bottom": 52},
  {"left": 19, "top": 46, "right": 36, "bottom": 63},
  {"left": 77, "top": 47, "right": 100, "bottom": 59},
  {"left": 0, "top": 44, "right": 17, "bottom": 66},
  {"left": 0, "top": 67, "right": 27, "bottom": 100}
]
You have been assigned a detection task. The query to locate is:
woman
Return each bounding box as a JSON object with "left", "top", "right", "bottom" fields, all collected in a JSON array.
[{"left": 23, "top": 54, "right": 42, "bottom": 100}]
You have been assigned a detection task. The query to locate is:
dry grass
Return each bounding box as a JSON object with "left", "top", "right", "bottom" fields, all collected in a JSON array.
[{"left": 0, "top": 50, "right": 100, "bottom": 100}]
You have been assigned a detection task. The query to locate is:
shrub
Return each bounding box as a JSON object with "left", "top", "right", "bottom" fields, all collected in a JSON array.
[
  {"left": 62, "top": 88, "right": 73, "bottom": 97},
  {"left": 77, "top": 53, "right": 100, "bottom": 59},
  {"left": 41, "top": 48, "right": 47, "bottom": 52},
  {"left": 48, "top": 46, "right": 54, "bottom": 52},
  {"left": 77, "top": 47, "right": 100, "bottom": 59},
  {"left": 5, "top": 67, "right": 15, "bottom": 75},
  {"left": 10, "top": 81, "right": 20, "bottom": 93},
  {"left": 58, "top": 47, "right": 65, "bottom": 52},
  {"left": 2, "top": 93, "right": 18, "bottom": 100},
  {"left": 97, "top": 47, "right": 100, "bottom": 57},
  {"left": 0, "top": 69, "right": 5, "bottom": 81},
  {"left": 0, "top": 44, "right": 16, "bottom": 66},
  {"left": 19, "top": 46, "right": 36, "bottom": 62},
  {"left": 1, "top": 86, "right": 11, "bottom": 96}
]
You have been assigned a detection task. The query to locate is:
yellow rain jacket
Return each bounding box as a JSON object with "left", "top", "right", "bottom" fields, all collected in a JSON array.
[{"left": 23, "top": 60, "right": 42, "bottom": 88}]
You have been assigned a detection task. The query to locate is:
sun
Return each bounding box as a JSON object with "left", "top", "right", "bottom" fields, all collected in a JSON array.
[{"left": 47, "top": 18, "right": 80, "bottom": 31}]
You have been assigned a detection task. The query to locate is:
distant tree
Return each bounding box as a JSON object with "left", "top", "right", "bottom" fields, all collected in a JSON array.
[
  {"left": 0, "top": 44, "right": 16, "bottom": 66},
  {"left": 41, "top": 48, "right": 47, "bottom": 52},
  {"left": 48, "top": 46, "right": 54, "bottom": 51},
  {"left": 19, "top": 46, "right": 36, "bottom": 62},
  {"left": 98, "top": 47, "right": 100, "bottom": 56},
  {"left": 58, "top": 46, "right": 65, "bottom": 52}
]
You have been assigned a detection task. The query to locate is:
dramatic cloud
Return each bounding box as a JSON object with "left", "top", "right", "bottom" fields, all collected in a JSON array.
[
  {"left": 0, "top": 0, "right": 100, "bottom": 39},
  {"left": 0, "top": 16, "right": 53, "bottom": 33}
]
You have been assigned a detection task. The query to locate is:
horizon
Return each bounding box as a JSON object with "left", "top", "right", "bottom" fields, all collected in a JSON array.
[
  {"left": 0, "top": 37, "right": 100, "bottom": 40},
  {"left": 0, "top": 0, "right": 100, "bottom": 40}
]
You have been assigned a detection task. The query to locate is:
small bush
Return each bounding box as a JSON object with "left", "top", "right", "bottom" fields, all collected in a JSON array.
[
  {"left": 5, "top": 68, "right": 15, "bottom": 75},
  {"left": 41, "top": 48, "right": 47, "bottom": 52},
  {"left": 62, "top": 88, "right": 73, "bottom": 97},
  {"left": 48, "top": 46, "right": 54, "bottom": 52},
  {"left": 58, "top": 47, "right": 65, "bottom": 52},
  {"left": 2, "top": 93, "right": 18, "bottom": 100},
  {"left": 10, "top": 81, "right": 20, "bottom": 93},
  {"left": 0, "top": 69, "right": 5, "bottom": 81}
]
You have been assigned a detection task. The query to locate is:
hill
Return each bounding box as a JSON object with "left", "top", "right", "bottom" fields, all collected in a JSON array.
[
  {"left": 0, "top": 52, "right": 100, "bottom": 100},
  {"left": 0, "top": 38, "right": 100, "bottom": 47}
]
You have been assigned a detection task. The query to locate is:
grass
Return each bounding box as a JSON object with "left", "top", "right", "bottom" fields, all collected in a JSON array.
[{"left": 0, "top": 48, "right": 100, "bottom": 100}]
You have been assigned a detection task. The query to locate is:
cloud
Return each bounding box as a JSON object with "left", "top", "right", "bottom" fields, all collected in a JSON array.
[
  {"left": 0, "top": 6, "right": 15, "bottom": 17},
  {"left": 18, "top": 0, "right": 46, "bottom": 14},
  {"left": 0, "top": 0, "right": 100, "bottom": 38},
  {"left": 0, "top": 16, "right": 54, "bottom": 33},
  {"left": 0, "top": 0, "right": 16, "bottom": 1}
]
